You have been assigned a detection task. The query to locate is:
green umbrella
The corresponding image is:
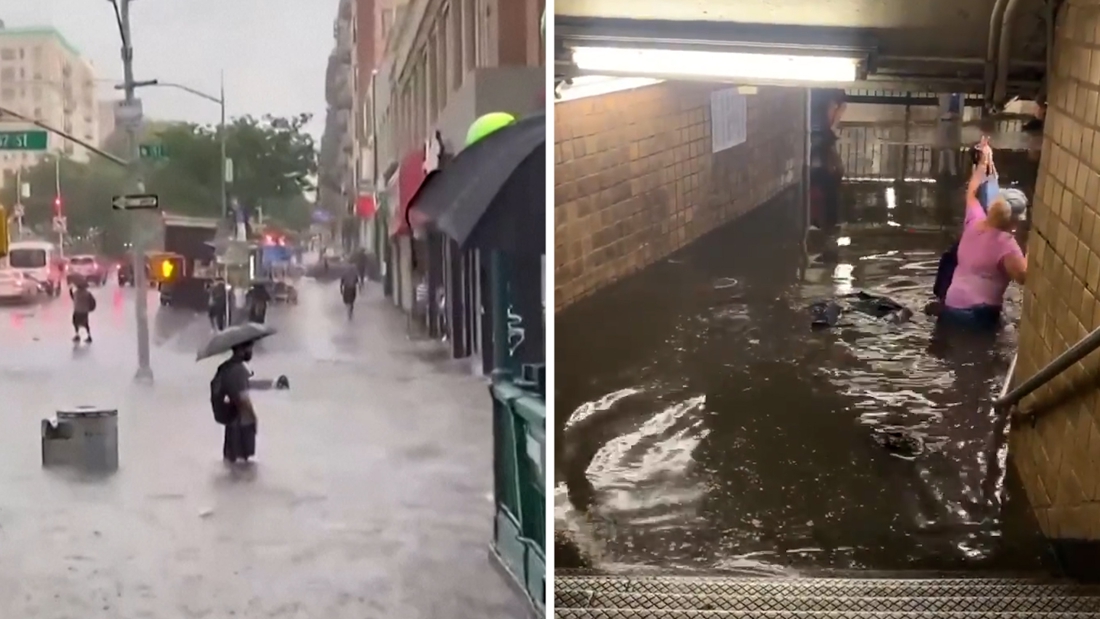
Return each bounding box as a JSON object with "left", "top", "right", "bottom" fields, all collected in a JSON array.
[{"left": 466, "top": 112, "right": 516, "bottom": 147}]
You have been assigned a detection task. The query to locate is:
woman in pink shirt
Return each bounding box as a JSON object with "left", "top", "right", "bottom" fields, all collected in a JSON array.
[{"left": 940, "top": 147, "right": 1027, "bottom": 328}]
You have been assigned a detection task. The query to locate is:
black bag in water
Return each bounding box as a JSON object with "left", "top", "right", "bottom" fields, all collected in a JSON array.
[{"left": 933, "top": 241, "right": 960, "bottom": 301}]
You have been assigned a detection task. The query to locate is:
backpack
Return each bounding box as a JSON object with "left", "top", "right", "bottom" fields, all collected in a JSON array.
[
  {"left": 210, "top": 361, "right": 238, "bottom": 425},
  {"left": 87, "top": 293, "right": 97, "bottom": 313},
  {"left": 933, "top": 241, "right": 960, "bottom": 301}
]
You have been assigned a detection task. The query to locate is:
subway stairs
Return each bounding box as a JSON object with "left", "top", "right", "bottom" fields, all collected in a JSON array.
[{"left": 555, "top": 574, "right": 1100, "bottom": 618}]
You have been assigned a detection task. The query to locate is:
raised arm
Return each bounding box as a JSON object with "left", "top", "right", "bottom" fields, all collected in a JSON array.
[{"left": 966, "top": 137, "right": 992, "bottom": 203}]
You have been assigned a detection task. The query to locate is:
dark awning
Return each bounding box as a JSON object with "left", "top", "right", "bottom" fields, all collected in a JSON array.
[{"left": 409, "top": 113, "right": 545, "bottom": 255}]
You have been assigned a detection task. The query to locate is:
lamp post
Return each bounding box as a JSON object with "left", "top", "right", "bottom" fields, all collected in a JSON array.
[{"left": 129, "top": 77, "right": 228, "bottom": 218}]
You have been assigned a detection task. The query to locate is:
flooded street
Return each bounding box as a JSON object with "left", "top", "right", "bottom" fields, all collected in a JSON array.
[{"left": 555, "top": 161, "right": 1056, "bottom": 574}]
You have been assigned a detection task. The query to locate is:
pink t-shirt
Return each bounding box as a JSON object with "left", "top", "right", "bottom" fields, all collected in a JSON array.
[{"left": 945, "top": 198, "right": 1023, "bottom": 308}]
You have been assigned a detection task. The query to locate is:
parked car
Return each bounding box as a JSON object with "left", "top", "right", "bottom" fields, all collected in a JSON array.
[
  {"left": 0, "top": 269, "right": 39, "bottom": 303},
  {"left": 7, "top": 240, "right": 64, "bottom": 296},
  {"left": 67, "top": 255, "right": 109, "bottom": 286}
]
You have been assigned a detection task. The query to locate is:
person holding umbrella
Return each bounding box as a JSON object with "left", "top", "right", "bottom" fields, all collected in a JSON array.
[{"left": 201, "top": 323, "right": 276, "bottom": 463}]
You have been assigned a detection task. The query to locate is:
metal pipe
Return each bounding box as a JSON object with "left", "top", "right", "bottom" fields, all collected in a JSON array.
[
  {"left": 985, "top": 0, "right": 1012, "bottom": 103},
  {"left": 879, "top": 54, "right": 1044, "bottom": 69},
  {"left": 994, "top": 324, "right": 1100, "bottom": 410},
  {"left": 994, "top": 0, "right": 1028, "bottom": 105}
]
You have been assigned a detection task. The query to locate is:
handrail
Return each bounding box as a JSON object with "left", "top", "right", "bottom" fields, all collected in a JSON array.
[
  {"left": 997, "top": 352, "right": 1017, "bottom": 402},
  {"left": 994, "top": 323, "right": 1100, "bottom": 411}
]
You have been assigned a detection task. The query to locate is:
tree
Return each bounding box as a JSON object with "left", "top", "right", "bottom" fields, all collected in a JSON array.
[
  {"left": 143, "top": 113, "right": 317, "bottom": 227},
  {"left": 0, "top": 113, "right": 317, "bottom": 253},
  {"left": 0, "top": 156, "right": 131, "bottom": 253}
]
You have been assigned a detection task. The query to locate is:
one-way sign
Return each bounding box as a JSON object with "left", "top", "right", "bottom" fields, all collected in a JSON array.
[{"left": 111, "top": 194, "right": 159, "bottom": 210}]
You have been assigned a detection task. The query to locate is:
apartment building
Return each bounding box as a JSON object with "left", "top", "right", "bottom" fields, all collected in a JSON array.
[
  {"left": 370, "top": 0, "right": 543, "bottom": 352},
  {"left": 96, "top": 99, "right": 116, "bottom": 146},
  {"left": 0, "top": 26, "right": 99, "bottom": 182}
]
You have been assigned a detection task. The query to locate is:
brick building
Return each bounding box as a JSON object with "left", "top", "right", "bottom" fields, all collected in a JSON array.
[{"left": 369, "top": 0, "right": 543, "bottom": 372}]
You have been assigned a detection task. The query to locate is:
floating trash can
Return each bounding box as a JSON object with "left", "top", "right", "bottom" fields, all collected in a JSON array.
[{"left": 41, "top": 406, "right": 119, "bottom": 472}]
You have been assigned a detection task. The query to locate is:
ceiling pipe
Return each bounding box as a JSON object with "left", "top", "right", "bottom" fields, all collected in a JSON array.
[
  {"left": 994, "top": 0, "right": 1029, "bottom": 105},
  {"left": 985, "top": 0, "right": 1012, "bottom": 105}
]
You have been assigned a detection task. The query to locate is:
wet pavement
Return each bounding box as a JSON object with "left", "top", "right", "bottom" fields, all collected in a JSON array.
[
  {"left": 0, "top": 279, "right": 524, "bottom": 618},
  {"left": 555, "top": 174, "right": 1056, "bottom": 575}
]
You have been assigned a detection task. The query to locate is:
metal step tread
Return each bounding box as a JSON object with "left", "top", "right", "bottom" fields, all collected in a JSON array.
[
  {"left": 555, "top": 590, "right": 1100, "bottom": 613},
  {"left": 555, "top": 612, "right": 1100, "bottom": 619},
  {"left": 555, "top": 576, "right": 1100, "bottom": 598}
]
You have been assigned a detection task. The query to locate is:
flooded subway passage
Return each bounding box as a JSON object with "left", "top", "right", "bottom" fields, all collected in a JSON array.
[{"left": 556, "top": 174, "right": 1056, "bottom": 574}]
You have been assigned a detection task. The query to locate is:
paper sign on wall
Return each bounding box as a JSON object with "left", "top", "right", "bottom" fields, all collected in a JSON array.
[{"left": 710, "top": 88, "right": 747, "bottom": 153}]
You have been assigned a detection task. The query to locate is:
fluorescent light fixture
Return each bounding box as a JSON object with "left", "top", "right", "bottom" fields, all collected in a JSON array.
[
  {"left": 571, "top": 47, "right": 860, "bottom": 83},
  {"left": 556, "top": 75, "right": 664, "bottom": 102}
]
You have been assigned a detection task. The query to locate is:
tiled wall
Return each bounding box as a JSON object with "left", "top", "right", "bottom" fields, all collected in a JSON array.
[
  {"left": 1013, "top": 0, "right": 1100, "bottom": 549},
  {"left": 553, "top": 82, "right": 806, "bottom": 310}
]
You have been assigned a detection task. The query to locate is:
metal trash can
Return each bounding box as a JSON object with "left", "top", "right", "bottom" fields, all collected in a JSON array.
[{"left": 41, "top": 406, "right": 118, "bottom": 472}]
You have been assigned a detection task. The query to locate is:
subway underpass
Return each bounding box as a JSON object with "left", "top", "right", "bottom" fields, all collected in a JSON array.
[{"left": 554, "top": 170, "right": 1058, "bottom": 574}]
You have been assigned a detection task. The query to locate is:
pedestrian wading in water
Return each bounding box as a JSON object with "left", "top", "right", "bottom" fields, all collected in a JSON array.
[
  {"left": 936, "top": 140, "right": 1027, "bottom": 329},
  {"left": 70, "top": 280, "right": 97, "bottom": 343},
  {"left": 211, "top": 342, "right": 258, "bottom": 463}
]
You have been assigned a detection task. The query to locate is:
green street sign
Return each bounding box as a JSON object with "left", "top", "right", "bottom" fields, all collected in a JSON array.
[
  {"left": 0, "top": 130, "right": 48, "bottom": 151},
  {"left": 139, "top": 144, "right": 168, "bottom": 159}
]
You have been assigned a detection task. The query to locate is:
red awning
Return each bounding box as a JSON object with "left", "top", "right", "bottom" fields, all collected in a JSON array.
[
  {"left": 391, "top": 136, "right": 444, "bottom": 236},
  {"left": 356, "top": 194, "right": 377, "bottom": 218}
]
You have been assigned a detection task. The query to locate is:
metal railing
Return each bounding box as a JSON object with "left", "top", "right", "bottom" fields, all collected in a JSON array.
[
  {"left": 490, "top": 374, "right": 545, "bottom": 615},
  {"left": 994, "top": 324, "right": 1100, "bottom": 414}
]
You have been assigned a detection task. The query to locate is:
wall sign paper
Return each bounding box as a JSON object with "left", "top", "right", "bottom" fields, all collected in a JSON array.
[{"left": 711, "top": 88, "right": 747, "bottom": 153}]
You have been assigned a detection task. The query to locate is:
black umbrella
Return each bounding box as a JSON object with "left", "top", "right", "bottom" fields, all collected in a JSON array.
[
  {"left": 409, "top": 113, "right": 544, "bottom": 255},
  {"left": 196, "top": 323, "right": 277, "bottom": 361}
]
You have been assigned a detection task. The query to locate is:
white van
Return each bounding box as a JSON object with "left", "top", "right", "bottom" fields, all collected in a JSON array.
[{"left": 7, "top": 240, "right": 64, "bottom": 296}]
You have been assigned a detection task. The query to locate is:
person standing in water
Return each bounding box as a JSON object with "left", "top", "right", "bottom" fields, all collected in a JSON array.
[
  {"left": 939, "top": 145, "right": 1027, "bottom": 328},
  {"left": 207, "top": 278, "right": 229, "bottom": 331},
  {"left": 340, "top": 266, "right": 359, "bottom": 319},
  {"left": 70, "top": 279, "right": 97, "bottom": 343},
  {"left": 211, "top": 342, "right": 258, "bottom": 463}
]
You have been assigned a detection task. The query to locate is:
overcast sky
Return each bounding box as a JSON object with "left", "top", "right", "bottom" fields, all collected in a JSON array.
[{"left": 0, "top": 0, "right": 339, "bottom": 138}]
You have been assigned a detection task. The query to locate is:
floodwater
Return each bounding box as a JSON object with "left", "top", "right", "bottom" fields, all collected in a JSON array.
[{"left": 555, "top": 148, "right": 1057, "bottom": 575}]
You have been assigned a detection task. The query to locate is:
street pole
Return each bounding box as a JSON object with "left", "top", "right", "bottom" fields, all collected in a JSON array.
[
  {"left": 54, "top": 156, "right": 63, "bottom": 255},
  {"left": 220, "top": 71, "right": 228, "bottom": 219},
  {"left": 113, "top": 0, "right": 153, "bottom": 383},
  {"left": 15, "top": 167, "right": 23, "bottom": 239}
]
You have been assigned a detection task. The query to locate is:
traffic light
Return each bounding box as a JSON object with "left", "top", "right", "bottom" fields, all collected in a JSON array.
[
  {"left": 153, "top": 256, "right": 184, "bottom": 283},
  {"left": 0, "top": 205, "right": 7, "bottom": 257},
  {"left": 53, "top": 196, "right": 62, "bottom": 216}
]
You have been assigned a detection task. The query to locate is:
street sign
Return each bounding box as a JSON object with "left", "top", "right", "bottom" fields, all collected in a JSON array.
[
  {"left": 139, "top": 144, "right": 168, "bottom": 159},
  {"left": 0, "top": 130, "right": 48, "bottom": 151},
  {"left": 52, "top": 215, "right": 67, "bottom": 233},
  {"left": 224, "top": 157, "right": 234, "bottom": 183},
  {"left": 111, "top": 194, "right": 160, "bottom": 210},
  {"left": 13, "top": 203, "right": 24, "bottom": 217},
  {"left": 113, "top": 99, "right": 144, "bottom": 129}
]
